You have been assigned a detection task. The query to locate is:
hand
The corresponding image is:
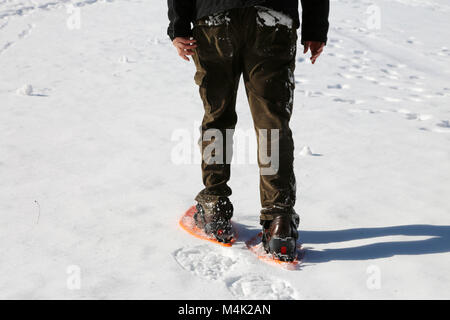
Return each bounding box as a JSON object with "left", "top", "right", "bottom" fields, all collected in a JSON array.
[
  {"left": 172, "top": 37, "right": 197, "bottom": 61},
  {"left": 303, "top": 41, "right": 325, "bottom": 64}
]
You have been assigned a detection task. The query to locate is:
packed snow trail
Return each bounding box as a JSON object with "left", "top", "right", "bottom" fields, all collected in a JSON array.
[{"left": 0, "top": 0, "right": 449, "bottom": 299}]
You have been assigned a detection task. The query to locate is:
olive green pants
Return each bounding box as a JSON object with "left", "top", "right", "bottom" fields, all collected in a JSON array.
[{"left": 192, "top": 6, "right": 297, "bottom": 220}]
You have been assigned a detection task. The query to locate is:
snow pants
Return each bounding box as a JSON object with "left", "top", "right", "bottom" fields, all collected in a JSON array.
[{"left": 192, "top": 6, "right": 297, "bottom": 220}]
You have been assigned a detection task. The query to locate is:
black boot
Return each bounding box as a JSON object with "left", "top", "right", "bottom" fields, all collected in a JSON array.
[
  {"left": 194, "top": 195, "right": 234, "bottom": 243},
  {"left": 261, "top": 213, "right": 299, "bottom": 262}
]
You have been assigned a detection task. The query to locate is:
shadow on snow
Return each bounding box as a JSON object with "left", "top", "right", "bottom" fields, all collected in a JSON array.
[{"left": 235, "top": 223, "right": 450, "bottom": 263}]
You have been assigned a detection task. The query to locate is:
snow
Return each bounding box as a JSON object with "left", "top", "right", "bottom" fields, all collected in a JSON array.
[
  {"left": 299, "top": 146, "right": 314, "bottom": 157},
  {"left": 255, "top": 6, "right": 293, "bottom": 28},
  {"left": 16, "top": 84, "right": 33, "bottom": 96},
  {"left": 1, "top": 0, "right": 450, "bottom": 299},
  {"left": 204, "top": 11, "right": 231, "bottom": 27}
]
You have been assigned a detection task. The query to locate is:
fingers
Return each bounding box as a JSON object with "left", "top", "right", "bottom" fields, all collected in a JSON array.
[
  {"left": 178, "top": 48, "right": 196, "bottom": 61},
  {"left": 308, "top": 42, "right": 325, "bottom": 64},
  {"left": 310, "top": 48, "right": 324, "bottom": 64},
  {"left": 311, "top": 52, "right": 321, "bottom": 64},
  {"left": 178, "top": 51, "right": 194, "bottom": 61},
  {"left": 173, "top": 37, "right": 197, "bottom": 61},
  {"left": 182, "top": 50, "right": 196, "bottom": 55},
  {"left": 175, "top": 42, "right": 197, "bottom": 50},
  {"left": 313, "top": 43, "right": 325, "bottom": 53},
  {"left": 173, "top": 38, "right": 197, "bottom": 49},
  {"left": 175, "top": 38, "right": 197, "bottom": 45},
  {"left": 303, "top": 41, "right": 310, "bottom": 54}
]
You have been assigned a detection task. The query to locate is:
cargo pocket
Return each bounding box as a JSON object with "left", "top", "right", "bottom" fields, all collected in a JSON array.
[
  {"left": 193, "top": 12, "right": 234, "bottom": 60},
  {"left": 254, "top": 7, "right": 297, "bottom": 59},
  {"left": 192, "top": 50, "right": 207, "bottom": 87},
  {"left": 197, "top": 11, "right": 231, "bottom": 27},
  {"left": 194, "top": 69, "right": 207, "bottom": 87}
]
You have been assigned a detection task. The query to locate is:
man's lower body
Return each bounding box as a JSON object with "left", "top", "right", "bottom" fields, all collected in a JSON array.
[{"left": 191, "top": 6, "right": 299, "bottom": 260}]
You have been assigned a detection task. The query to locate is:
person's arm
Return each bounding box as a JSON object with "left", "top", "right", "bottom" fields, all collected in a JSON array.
[
  {"left": 300, "top": 0, "right": 330, "bottom": 44},
  {"left": 300, "top": 0, "right": 329, "bottom": 64},
  {"left": 168, "top": 0, "right": 197, "bottom": 61},
  {"left": 167, "top": 0, "right": 195, "bottom": 41}
]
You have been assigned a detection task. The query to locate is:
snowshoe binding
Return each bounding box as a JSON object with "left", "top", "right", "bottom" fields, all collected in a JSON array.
[
  {"left": 193, "top": 196, "right": 235, "bottom": 244},
  {"left": 261, "top": 213, "right": 299, "bottom": 262}
]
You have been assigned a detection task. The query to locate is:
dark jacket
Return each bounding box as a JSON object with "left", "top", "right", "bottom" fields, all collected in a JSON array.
[{"left": 167, "top": 0, "right": 329, "bottom": 44}]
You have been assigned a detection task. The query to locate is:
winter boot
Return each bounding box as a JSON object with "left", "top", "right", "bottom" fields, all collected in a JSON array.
[
  {"left": 194, "top": 195, "right": 234, "bottom": 243},
  {"left": 261, "top": 212, "right": 299, "bottom": 262}
]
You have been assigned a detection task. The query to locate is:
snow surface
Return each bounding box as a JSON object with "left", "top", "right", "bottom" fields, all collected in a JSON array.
[
  {"left": 1, "top": 0, "right": 450, "bottom": 299},
  {"left": 255, "top": 6, "right": 294, "bottom": 28}
]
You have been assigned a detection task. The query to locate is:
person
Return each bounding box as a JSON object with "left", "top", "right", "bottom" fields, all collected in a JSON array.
[{"left": 168, "top": 0, "right": 329, "bottom": 261}]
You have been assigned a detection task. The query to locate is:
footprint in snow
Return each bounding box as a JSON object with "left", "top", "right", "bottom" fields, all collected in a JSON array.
[
  {"left": 437, "top": 47, "right": 450, "bottom": 57},
  {"left": 353, "top": 50, "right": 367, "bottom": 55},
  {"left": 328, "top": 84, "right": 350, "bottom": 90},
  {"left": 406, "top": 37, "right": 423, "bottom": 45},
  {"left": 404, "top": 113, "right": 433, "bottom": 121},
  {"left": 226, "top": 274, "right": 297, "bottom": 300},
  {"left": 173, "top": 245, "right": 236, "bottom": 280},
  {"left": 433, "top": 120, "right": 450, "bottom": 133},
  {"left": 334, "top": 97, "right": 357, "bottom": 104}
]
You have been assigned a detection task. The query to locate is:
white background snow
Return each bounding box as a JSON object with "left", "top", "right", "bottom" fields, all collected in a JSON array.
[{"left": 1, "top": 0, "right": 449, "bottom": 299}]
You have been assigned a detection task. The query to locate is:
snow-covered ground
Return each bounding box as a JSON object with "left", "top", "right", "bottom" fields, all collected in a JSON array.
[{"left": 1, "top": 0, "right": 449, "bottom": 299}]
